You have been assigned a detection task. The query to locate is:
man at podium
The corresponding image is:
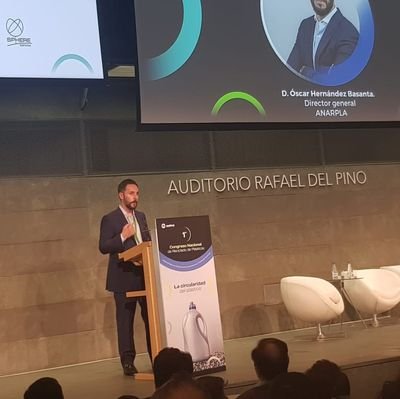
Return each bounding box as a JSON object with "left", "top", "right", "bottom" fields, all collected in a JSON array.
[{"left": 99, "top": 179, "right": 152, "bottom": 375}]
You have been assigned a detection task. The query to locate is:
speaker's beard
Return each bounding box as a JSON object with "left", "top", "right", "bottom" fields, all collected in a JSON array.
[{"left": 311, "top": 0, "right": 334, "bottom": 18}]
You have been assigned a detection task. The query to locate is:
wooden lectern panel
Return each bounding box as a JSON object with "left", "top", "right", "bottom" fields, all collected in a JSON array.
[{"left": 118, "top": 242, "right": 162, "bottom": 380}]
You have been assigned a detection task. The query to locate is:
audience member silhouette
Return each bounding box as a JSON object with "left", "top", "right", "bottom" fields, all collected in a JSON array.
[
  {"left": 237, "top": 338, "right": 289, "bottom": 399},
  {"left": 197, "top": 376, "right": 227, "bottom": 399},
  {"left": 24, "top": 377, "right": 64, "bottom": 399},
  {"left": 153, "top": 347, "right": 194, "bottom": 389},
  {"left": 306, "top": 359, "right": 350, "bottom": 399},
  {"left": 269, "top": 372, "right": 317, "bottom": 399},
  {"left": 151, "top": 373, "right": 209, "bottom": 399},
  {"left": 21, "top": 342, "right": 360, "bottom": 399}
]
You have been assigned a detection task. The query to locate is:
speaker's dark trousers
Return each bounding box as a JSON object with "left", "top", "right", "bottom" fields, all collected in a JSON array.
[{"left": 113, "top": 292, "right": 152, "bottom": 364}]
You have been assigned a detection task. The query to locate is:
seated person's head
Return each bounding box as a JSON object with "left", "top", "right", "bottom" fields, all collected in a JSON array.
[
  {"left": 24, "top": 377, "right": 64, "bottom": 399},
  {"left": 269, "top": 372, "right": 317, "bottom": 399},
  {"left": 151, "top": 373, "right": 209, "bottom": 399},
  {"left": 197, "top": 376, "right": 226, "bottom": 399},
  {"left": 306, "top": 359, "right": 350, "bottom": 399},
  {"left": 153, "top": 347, "right": 193, "bottom": 388},
  {"left": 382, "top": 380, "right": 400, "bottom": 399},
  {"left": 251, "top": 338, "right": 289, "bottom": 382}
]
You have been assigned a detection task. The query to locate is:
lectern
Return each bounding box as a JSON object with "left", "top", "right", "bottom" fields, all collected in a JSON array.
[{"left": 118, "top": 241, "right": 162, "bottom": 380}]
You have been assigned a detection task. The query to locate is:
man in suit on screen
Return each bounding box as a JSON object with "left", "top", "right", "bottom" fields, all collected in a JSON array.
[
  {"left": 99, "top": 178, "right": 152, "bottom": 375},
  {"left": 287, "top": 0, "right": 359, "bottom": 79}
]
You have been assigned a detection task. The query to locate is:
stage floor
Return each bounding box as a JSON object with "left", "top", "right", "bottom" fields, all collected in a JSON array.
[{"left": 2, "top": 320, "right": 400, "bottom": 399}]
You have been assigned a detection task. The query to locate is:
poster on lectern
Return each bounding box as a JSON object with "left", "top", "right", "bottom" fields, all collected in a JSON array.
[{"left": 155, "top": 215, "right": 226, "bottom": 374}]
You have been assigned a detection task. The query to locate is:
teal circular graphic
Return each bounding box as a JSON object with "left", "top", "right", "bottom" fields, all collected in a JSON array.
[
  {"left": 146, "top": 0, "right": 202, "bottom": 81},
  {"left": 52, "top": 54, "right": 94, "bottom": 74},
  {"left": 260, "top": 0, "right": 374, "bottom": 86}
]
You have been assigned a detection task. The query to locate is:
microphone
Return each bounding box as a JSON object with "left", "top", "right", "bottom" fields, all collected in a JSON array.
[{"left": 136, "top": 226, "right": 153, "bottom": 242}]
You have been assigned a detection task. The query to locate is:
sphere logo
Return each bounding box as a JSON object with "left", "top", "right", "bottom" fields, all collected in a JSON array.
[{"left": 6, "top": 18, "right": 24, "bottom": 37}]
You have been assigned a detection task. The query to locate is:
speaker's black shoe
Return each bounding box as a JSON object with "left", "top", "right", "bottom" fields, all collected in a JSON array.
[{"left": 123, "top": 363, "right": 138, "bottom": 376}]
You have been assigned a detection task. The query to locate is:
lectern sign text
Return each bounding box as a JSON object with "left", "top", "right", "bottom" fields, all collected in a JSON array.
[{"left": 156, "top": 215, "right": 226, "bottom": 374}]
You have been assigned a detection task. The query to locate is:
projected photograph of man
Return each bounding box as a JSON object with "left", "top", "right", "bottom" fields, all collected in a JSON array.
[
  {"left": 287, "top": 0, "right": 359, "bottom": 79},
  {"left": 261, "top": 0, "right": 374, "bottom": 86}
]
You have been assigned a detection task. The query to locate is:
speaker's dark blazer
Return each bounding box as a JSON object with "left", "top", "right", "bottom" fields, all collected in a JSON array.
[
  {"left": 287, "top": 9, "right": 359, "bottom": 78},
  {"left": 99, "top": 207, "right": 151, "bottom": 292}
]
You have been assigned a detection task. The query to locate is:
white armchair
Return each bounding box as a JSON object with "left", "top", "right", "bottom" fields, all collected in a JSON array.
[
  {"left": 280, "top": 276, "right": 344, "bottom": 340},
  {"left": 343, "top": 268, "right": 400, "bottom": 327},
  {"left": 380, "top": 265, "right": 400, "bottom": 277}
]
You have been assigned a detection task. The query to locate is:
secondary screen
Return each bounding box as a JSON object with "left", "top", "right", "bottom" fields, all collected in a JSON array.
[{"left": 0, "top": 0, "right": 103, "bottom": 79}]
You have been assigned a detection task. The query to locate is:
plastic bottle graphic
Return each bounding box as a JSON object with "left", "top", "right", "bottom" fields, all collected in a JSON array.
[{"left": 182, "top": 302, "right": 210, "bottom": 362}]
